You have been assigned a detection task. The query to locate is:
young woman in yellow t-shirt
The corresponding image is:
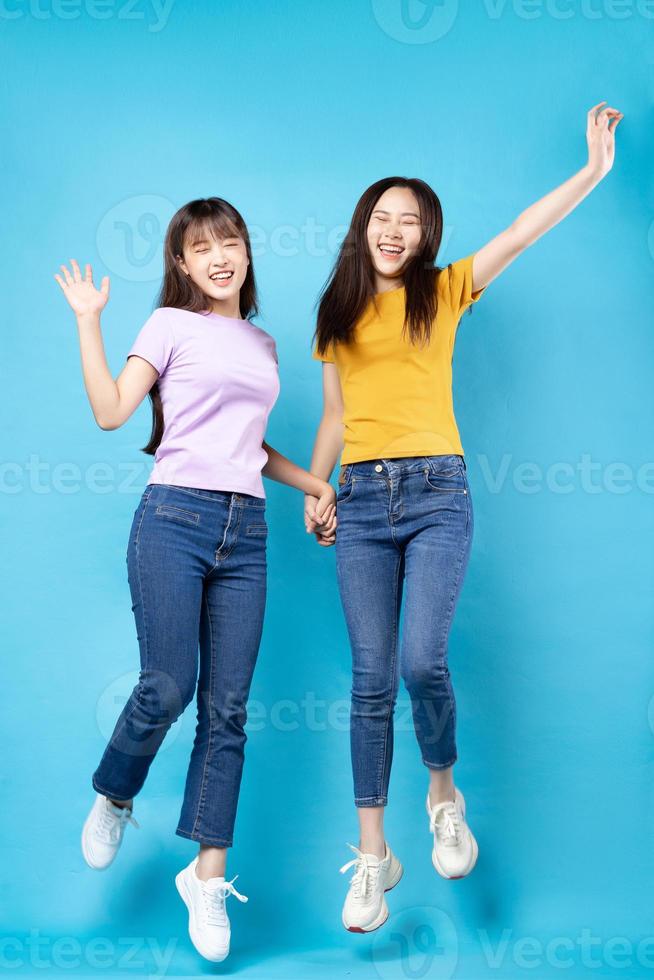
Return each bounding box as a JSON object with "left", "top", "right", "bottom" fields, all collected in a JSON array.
[{"left": 306, "top": 102, "right": 622, "bottom": 933}]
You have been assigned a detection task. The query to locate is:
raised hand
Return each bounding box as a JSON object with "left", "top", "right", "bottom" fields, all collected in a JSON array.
[
  {"left": 586, "top": 101, "right": 623, "bottom": 179},
  {"left": 54, "top": 259, "right": 110, "bottom": 317}
]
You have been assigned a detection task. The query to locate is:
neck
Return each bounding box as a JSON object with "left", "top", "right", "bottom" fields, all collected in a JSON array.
[
  {"left": 374, "top": 272, "right": 403, "bottom": 295},
  {"left": 209, "top": 297, "right": 242, "bottom": 319}
]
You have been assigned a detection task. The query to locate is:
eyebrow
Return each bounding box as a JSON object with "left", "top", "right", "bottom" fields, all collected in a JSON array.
[
  {"left": 372, "top": 209, "right": 421, "bottom": 219},
  {"left": 190, "top": 235, "right": 241, "bottom": 246}
]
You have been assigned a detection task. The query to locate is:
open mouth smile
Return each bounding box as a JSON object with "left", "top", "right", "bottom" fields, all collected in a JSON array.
[{"left": 378, "top": 244, "right": 405, "bottom": 259}]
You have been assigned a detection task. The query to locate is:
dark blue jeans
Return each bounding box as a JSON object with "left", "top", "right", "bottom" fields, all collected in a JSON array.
[
  {"left": 334, "top": 455, "right": 473, "bottom": 807},
  {"left": 92, "top": 483, "right": 268, "bottom": 847}
]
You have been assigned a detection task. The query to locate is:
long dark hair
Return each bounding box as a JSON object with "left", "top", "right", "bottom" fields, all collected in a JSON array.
[
  {"left": 142, "top": 197, "right": 259, "bottom": 455},
  {"left": 313, "top": 176, "right": 448, "bottom": 357}
]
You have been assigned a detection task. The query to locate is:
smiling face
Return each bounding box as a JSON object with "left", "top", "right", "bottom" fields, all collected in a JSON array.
[
  {"left": 366, "top": 185, "right": 423, "bottom": 293},
  {"left": 177, "top": 225, "right": 250, "bottom": 318}
]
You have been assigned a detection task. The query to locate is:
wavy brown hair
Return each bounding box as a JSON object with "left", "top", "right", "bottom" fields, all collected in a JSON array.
[
  {"left": 142, "top": 197, "right": 259, "bottom": 455},
  {"left": 313, "top": 176, "right": 451, "bottom": 357}
]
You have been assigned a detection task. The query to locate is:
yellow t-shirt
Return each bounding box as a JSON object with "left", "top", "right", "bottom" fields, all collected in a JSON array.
[{"left": 312, "top": 253, "right": 486, "bottom": 464}]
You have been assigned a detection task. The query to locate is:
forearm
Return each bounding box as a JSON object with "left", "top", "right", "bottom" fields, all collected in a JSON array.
[
  {"left": 76, "top": 312, "right": 121, "bottom": 428},
  {"left": 510, "top": 163, "right": 603, "bottom": 250},
  {"left": 262, "top": 442, "right": 330, "bottom": 497},
  {"left": 307, "top": 413, "right": 344, "bottom": 485}
]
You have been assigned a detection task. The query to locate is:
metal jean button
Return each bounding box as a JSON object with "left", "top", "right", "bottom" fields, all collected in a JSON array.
[{"left": 374, "top": 464, "right": 383, "bottom": 472}]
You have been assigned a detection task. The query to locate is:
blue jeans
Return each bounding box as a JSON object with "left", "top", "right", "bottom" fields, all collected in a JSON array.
[
  {"left": 334, "top": 454, "right": 473, "bottom": 807},
  {"left": 92, "top": 483, "right": 268, "bottom": 847}
]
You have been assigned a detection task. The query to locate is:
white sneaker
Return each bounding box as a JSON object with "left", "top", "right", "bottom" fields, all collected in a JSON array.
[
  {"left": 339, "top": 842, "right": 403, "bottom": 933},
  {"left": 175, "top": 855, "right": 248, "bottom": 962},
  {"left": 81, "top": 793, "right": 139, "bottom": 870},
  {"left": 426, "top": 787, "right": 478, "bottom": 879}
]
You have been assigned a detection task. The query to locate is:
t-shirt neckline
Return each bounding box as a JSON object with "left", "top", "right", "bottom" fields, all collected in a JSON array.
[{"left": 200, "top": 309, "right": 250, "bottom": 324}]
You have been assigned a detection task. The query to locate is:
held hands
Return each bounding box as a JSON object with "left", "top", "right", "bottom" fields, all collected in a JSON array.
[
  {"left": 586, "top": 101, "right": 623, "bottom": 179},
  {"left": 305, "top": 485, "right": 337, "bottom": 547},
  {"left": 54, "top": 259, "right": 110, "bottom": 318}
]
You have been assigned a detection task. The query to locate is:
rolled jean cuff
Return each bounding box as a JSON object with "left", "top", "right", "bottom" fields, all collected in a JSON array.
[
  {"left": 422, "top": 755, "right": 457, "bottom": 771},
  {"left": 355, "top": 796, "right": 388, "bottom": 807},
  {"left": 175, "top": 827, "right": 233, "bottom": 848},
  {"left": 91, "top": 776, "right": 135, "bottom": 803}
]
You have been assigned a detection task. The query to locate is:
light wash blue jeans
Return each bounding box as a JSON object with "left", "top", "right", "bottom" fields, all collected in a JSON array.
[
  {"left": 334, "top": 454, "right": 473, "bottom": 807},
  {"left": 92, "top": 483, "right": 268, "bottom": 847}
]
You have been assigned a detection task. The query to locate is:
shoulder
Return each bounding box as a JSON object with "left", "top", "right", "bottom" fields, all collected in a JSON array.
[
  {"left": 436, "top": 256, "right": 471, "bottom": 293},
  {"left": 247, "top": 320, "right": 278, "bottom": 355}
]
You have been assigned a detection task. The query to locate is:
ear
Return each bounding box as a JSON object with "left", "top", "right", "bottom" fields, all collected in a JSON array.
[{"left": 176, "top": 254, "right": 190, "bottom": 277}]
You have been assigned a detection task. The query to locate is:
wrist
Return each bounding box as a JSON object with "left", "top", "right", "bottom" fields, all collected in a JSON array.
[
  {"left": 581, "top": 161, "right": 606, "bottom": 186},
  {"left": 76, "top": 311, "right": 101, "bottom": 327},
  {"left": 307, "top": 476, "right": 329, "bottom": 497}
]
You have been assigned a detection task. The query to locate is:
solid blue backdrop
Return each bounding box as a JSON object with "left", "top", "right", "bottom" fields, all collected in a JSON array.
[{"left": 3, "top": 0, "right": 653, "bottom": 976}]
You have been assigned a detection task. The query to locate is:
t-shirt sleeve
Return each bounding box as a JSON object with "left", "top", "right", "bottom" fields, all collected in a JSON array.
[
  {"left": 441, "top": 253, "right": 488, "bottom": 318},
  {"left": 127, "top": 308, "right": 175, "bottom": 377},
  {"left": 312, "top": 338, "right": 336, "bottom": 363}
]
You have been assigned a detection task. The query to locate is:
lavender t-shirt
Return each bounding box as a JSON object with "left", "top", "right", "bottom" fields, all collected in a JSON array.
[{"left": 127, "top": 307, "right": 280, "bottom": 498}]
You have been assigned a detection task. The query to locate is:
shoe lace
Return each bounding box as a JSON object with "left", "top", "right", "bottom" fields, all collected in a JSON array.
[
  {"left": 96, "top": 802, "right": 139, "bottom": 844},
  {"left": 202, "top": 876, "right": 248, "bottom": 927},
  {"left": 339, "top": 843, "right": 381, "bottom": 900},
  {"left": 429, "top": 800, "right": 462, "bottom": 846}
]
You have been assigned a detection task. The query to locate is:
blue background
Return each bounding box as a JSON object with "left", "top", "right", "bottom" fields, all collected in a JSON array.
[{"left": 3, "top": 0, "right": 654, "bottom": 976}]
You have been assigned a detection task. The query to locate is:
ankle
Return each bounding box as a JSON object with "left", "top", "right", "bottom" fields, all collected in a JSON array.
[
  {"left": 359, "top": 839, "right": 386, "bottom": 860},
  {"left": 108, "top": 797, "right": 132, "bottom": 810},
  {"left": 429, "top": 788, "right": 455, "bottom": 808}
]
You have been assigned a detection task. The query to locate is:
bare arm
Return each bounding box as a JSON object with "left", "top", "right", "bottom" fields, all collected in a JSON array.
[
  {"left": 55, "top": 259, "right": 157, "bottom": 430},
  {"left": 304, "top": 362, "right": 345, "bottom": 546},
  {"left": 472, "top": 101, "right": 623, "bottom": 292},
  {"left": 261, "top": 441, "right": 336, "bottom": 523},
  {"left": 309, "top": 362, "right": 345, "bottom": 483}
]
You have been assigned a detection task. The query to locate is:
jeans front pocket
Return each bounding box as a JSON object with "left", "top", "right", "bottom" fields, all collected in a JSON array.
[
  {"left": 423, "top": 456, "right": 467, "bottom": 494},
  {"left": 245, "top": 522, "right": 268, "bottom": 536},
  {"left": 336, "top": 477, "right": 356, "bottom": 504},
  {"left": 154, "top": 503, "right": 200, "bottom": 526}
]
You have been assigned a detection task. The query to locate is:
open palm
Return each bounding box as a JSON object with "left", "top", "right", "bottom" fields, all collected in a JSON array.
[{"left": 54, "top": 259, "right": 110, "bottom": 317}]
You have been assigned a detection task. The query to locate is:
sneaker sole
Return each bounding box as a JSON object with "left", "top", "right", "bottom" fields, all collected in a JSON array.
[
  {"left": 175, "top": 869, "right": 230, "bottom": 963},
  {"left": 432, "top": 832, "right": 478, "bottom": 879},
  {"left": 343, "top": 862, "right": 404, "bottom": 933}
]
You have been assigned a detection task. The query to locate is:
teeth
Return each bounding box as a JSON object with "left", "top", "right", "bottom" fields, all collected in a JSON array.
[
  {"left": 210, "top": 271, "right": 233, "bottom": 280},
  {"left": 379, "top": 245, "right": 403, "bottom": 254}
]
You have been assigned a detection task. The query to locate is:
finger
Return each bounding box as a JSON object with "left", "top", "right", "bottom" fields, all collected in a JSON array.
[
  {"left": 315, "top": 502, "right": 334, "bottom": 523},
  {"left": 100, "top": 276, "right": 110, "bottom": 298},
  {"left": 85, "top": 263, "right": 93, "bottom": 282},
  {"left": 54, "top": 273, "right": 67, "bottom": 291},
  {"left": 60, "top": 264, "right": 74, "bottom": 286},
  {"left": 70, "top": 258, "right": 83, "bottom": 282},
  {"left": 598, "top": 107, "right": 620, "bottom": 130},
  {"left": 588, "top": 100, "right": 607, "bottom": 122}
]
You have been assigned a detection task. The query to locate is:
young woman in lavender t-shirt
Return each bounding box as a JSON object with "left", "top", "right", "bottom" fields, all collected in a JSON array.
[{"left": 55, "top": 197, "right": 335, "bottom": 963}]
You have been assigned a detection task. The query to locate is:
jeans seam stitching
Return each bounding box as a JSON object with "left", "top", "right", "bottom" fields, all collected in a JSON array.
[
  {"left": 217, "top": 500, "right": 243, "bottom": 562},
  {"left": 376, "top": 552, "right": 402, "bottom": 803},
  {"left": 191, "top": 589, "right": 215, "bottom": 838},
  {"left": 96, "top": 490, "right": 152, "bottom": 789}
]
